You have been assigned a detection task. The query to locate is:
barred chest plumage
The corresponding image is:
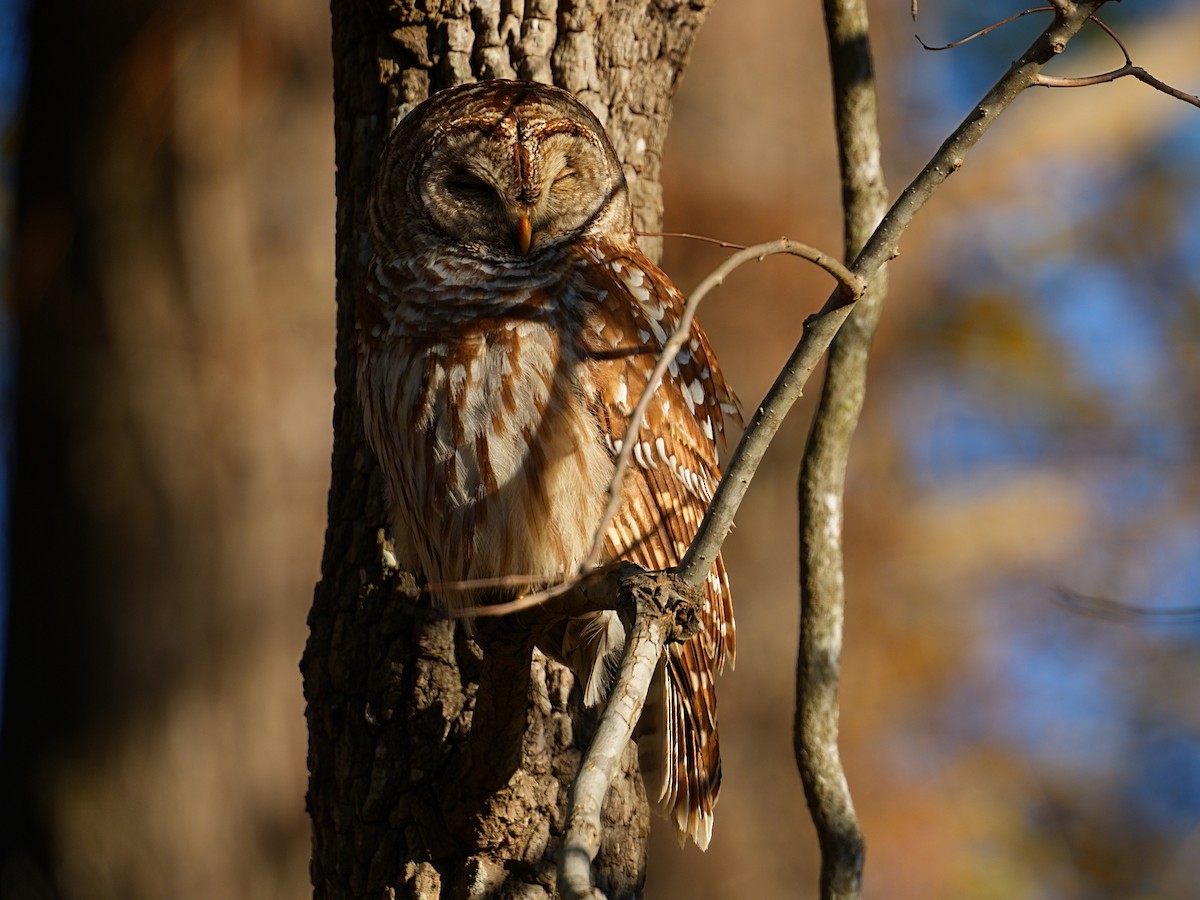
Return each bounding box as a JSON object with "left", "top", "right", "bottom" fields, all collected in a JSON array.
[{"left": 358, "top": 250, "right": 616, "bottom": 610}]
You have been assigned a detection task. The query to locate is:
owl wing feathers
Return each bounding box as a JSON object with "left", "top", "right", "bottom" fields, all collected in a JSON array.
[{"left": 574, "top": 239, "right": 739, "bottom": 849}]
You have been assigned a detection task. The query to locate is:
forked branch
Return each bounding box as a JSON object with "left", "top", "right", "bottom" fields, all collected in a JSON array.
[
  {"left": 918, "top": 5, "right": 1199, "bottom": 108},
  {"left": 1033, "top": 13, "right": 1200, "bottom": 110}
]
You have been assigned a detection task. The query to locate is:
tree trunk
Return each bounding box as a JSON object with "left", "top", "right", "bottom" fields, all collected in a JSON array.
[{"left": 304, "top": 2, "right": 711, "bottom": 896}]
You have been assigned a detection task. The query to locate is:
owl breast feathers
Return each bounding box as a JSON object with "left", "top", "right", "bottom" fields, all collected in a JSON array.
[{"left": 356, "top": 79, "right": 739, "bottom": 851}]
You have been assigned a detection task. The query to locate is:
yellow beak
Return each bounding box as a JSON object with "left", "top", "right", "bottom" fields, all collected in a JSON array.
[{"left": 516, "top": 212, "right": 532, "bottom": 256}]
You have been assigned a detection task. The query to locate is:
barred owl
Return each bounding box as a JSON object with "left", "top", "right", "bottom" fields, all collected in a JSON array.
[{"left": 357, "top": 79, "right": 738, "bottom": 850}]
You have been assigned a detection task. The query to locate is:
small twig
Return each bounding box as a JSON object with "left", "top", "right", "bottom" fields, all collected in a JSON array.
[
  {"left": 1086, "top": 12, "right": 1133, "bottom": 63},
  {"left": 429, "top": 572, "right": 545, "bottom": 595},
  {"left": 917, "top": 7, "right": 1053, "bottom": 53},
  {"left": 1054, "top": 587, "right": 1200, "bottom": 622},
  {"left": 435, "top": 569, "right": 587, "bottom": 620},
  {"left": 449, "top": 564, "right": 630, "bottom": 622},
  {"left": 1037, "top": 65, "right": 1200, "bottom": 108},
  {"left": 635, "top": 230, "right": 748, "bottom": 250},
  {"left": 447, "top": 576, "right": 580, "bottom": 618}
]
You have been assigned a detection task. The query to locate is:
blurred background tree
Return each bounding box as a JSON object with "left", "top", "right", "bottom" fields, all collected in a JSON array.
[
  {"left": 2, "top": 1, "right": 1198, "bottom": 899},
  {"left": 3, "top": 1, "right": 329, "bottom": 897}
]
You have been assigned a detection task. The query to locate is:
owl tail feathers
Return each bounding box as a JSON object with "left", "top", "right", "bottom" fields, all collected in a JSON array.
[
  {"left": 636, "top": 653, "right": 721, "bottom": 851},
  {"left": 552, "top": 615, "right": 721, "bottom": 849}
]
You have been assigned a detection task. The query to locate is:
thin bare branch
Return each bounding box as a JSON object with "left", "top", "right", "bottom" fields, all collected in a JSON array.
[
  {"left": 449, "top": 564, "right": 631, "bottom": 622},
  {"left": 1037, "top": 65, "right": 1200, "bottom": 107},
  {"left": 1054, "top": 587, "right": 1200, "bottom": 622},
  {"left": 635, "top": 230, "right": 748, "bottom": 249},
  {"left": 656, "top": 243, "right": 860, "bottom": 588},
  {"left": 1086, "top": 13, "right": 1133, "bottom": 64},
  {"left": 553, "top": 1, "right": 1120, "bottom": 892},
  {"left": 917, "top": 7, "right": 1053, "bottom": 53},
  {"left": 430, "top": 572, "right": 545, "bottom": 595}
]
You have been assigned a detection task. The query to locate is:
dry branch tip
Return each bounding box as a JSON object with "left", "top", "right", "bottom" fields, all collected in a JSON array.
[{"left": 915, "top": 7, "right": 1055, "bottom": 53}]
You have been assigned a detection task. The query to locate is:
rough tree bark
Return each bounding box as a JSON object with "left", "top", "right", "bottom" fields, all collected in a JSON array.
[{"left": 303, "top": 3, "right": 712, "bottom": 896}]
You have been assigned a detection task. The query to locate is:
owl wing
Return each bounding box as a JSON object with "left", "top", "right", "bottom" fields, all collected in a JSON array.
[{"left": 574, "top": 238, "right": 740, "bottom": 850}]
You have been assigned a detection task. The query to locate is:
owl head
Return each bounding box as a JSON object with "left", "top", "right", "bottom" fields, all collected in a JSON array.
[{"left": 369, "top": 80, "right": 634, "bottom": 262}]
